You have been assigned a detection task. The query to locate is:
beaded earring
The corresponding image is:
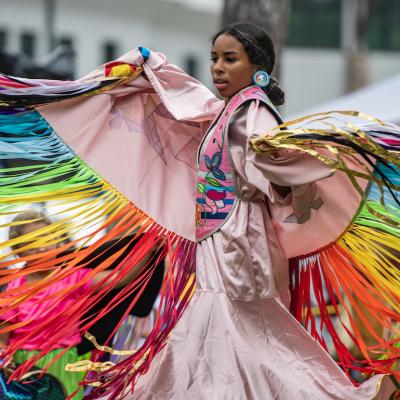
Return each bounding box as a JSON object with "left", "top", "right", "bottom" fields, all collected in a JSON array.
[{"left": 252, "top": 70, "right": 270, "bottom": 88}]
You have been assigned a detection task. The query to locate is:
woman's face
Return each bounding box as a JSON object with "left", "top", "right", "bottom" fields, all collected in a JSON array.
[
  {"left": 210, "top": 33, "right": 256, "bottom": 100},
  {"left": 18, "top": 222, "right": 58, "bottom": 264}
]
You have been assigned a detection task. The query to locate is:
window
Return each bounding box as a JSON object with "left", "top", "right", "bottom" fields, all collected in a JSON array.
[
  {"left": 57, "top": 36, "right": 74, "bottom": 50},
  {"left": 288, "top": 0, "right": 340, "bottom": 48},
  {"left": 53, "top": 36, "right": 75, "bottom": 80},
  {"left": 368, "top": 0, "right": 400, "bottom": 51},
  {"left": 20, "top": 31, "right": 36, "bottom": 58},
  {"left": 184, "top": 55, "right": 199, "bottom": 79},
  {"left": 102, "top": 41, "right": 118, "bottom": 63}
]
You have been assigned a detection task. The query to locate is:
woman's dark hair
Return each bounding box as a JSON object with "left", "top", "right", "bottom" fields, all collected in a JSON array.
[{"left": 212, "top": 22, "right": 285, "bottom": 106}]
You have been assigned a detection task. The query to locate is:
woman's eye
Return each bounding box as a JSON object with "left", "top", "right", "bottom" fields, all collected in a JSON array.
[
  {"left": 210, "top": 57, "right": 217, "bottom": 63},
  {"left": 226, "top": 57, "right": 237, "bottom": 63}
]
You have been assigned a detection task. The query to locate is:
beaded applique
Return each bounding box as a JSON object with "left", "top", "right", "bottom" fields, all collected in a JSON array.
[{"left": 195, "top": 86, "right": 278, "bottom": 241}]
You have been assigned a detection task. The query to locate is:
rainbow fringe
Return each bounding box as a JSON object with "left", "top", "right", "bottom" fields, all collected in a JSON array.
[
  {"left": 252, "top": 111, "right": 400, "bottom": 382},
  {"left": 0, "top": 107, "right": 196, "bottom": 398}
]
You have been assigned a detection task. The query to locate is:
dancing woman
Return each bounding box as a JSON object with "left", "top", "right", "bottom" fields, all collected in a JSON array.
[{"left": 0, "top": 22, "right": 399, "bottom": 399}]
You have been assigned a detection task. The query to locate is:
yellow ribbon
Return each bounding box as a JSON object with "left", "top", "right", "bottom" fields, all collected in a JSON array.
[
  {"left": 83, "top": 332, "right": 137, "bottom": 356},
  {"left": 65, "top": 360, "right": 115, "bottom": 373}
]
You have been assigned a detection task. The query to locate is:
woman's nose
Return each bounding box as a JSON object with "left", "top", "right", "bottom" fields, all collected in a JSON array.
[{"left": 213, "top": 59, "right": 224, "bottom": 73}]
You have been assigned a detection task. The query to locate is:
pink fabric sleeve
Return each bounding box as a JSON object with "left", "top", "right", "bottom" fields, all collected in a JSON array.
[
  {"left": 39, "top": 49, "right": 224, "bottom": 242},
  {"left": 0, "top": 270, "right": 92, "bottom": 324},
  {"left": 229, "top": 100, "right": 334, "bottom": 203},
  {"left": 0, "top": 281, "right": 21, "bottom": 323},
  {"left": 67, "top": 268, "right": 93, "bottom": 293},
  {"left": 0, "top": 308, "right": 16, "bottom": 323}
]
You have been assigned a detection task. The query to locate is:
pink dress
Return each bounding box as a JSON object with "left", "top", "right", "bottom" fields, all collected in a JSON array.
[
  {"left": 132, "top": 101, "right": 394, "bottom": 399},
  {"left": 1, "top": 269, "right": 92, "bottom": 350}
]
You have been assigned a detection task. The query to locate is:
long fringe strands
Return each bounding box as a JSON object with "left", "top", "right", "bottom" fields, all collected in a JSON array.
[
  {"left": 81, "top": 241, "right": 197, "bottom": 400},
  {"left": 289, "top": 222, "right": 400, "bottom": 379},
  {"left": 0, "top": 64, "right": 142, "bottom": 110},
  {"left": 253, "top": 111, "right": 400, "bottom": 380},
  {"left": 251, "top": 111, "right": 400, "bottom": 206},
  {"left": 0, "top": 109, "right": 196, "bottom": 392}
]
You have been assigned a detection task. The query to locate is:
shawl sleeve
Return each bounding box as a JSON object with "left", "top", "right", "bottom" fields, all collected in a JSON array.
[{"left": 229, "top": 100, "right": 334, "bottom": 204}]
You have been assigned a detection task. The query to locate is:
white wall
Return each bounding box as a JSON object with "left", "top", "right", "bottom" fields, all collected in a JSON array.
[
  {"left": 0, "top": 0, "right": 219, "bottom": 87},
  {"left": 1, "top": 0, "right": 400, "bottom": 116},
  {"left": 281, "top": 49, "right": 346, "bottom": 115}
]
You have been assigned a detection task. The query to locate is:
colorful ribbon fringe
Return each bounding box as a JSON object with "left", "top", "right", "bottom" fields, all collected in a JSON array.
[
  {"left": 252, "top": 111, "right": 400, "bottom": 381},
  {"left": 0, "top": 107, "right": 196, "bottom": 398}
]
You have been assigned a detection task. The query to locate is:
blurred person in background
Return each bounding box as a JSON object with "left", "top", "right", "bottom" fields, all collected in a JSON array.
[{"left": 0, "top": 210, "right": 155, "bottom": 399}]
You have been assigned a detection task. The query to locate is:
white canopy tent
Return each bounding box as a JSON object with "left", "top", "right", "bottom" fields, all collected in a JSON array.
[{"left": 289, "top": 73, "right": 400, "bottom": 124}]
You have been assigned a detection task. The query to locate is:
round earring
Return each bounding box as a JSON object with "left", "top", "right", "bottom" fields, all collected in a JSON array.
[{"left": 252, "top": 70, "right": 270, "bottom": 88}]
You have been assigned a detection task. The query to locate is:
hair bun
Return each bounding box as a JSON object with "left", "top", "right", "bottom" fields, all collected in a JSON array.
[{"left": 266, "top": 76, "right": 285, "bottom": 107}]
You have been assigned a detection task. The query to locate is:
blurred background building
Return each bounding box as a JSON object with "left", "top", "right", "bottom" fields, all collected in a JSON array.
[{"left": 0, "top": 0, "right": 399, "bottom": 118}]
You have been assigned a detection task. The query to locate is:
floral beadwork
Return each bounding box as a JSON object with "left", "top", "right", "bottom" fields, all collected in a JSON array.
[
  {"left": 196, "top": 86, "right": 273, "bottom": 241},
  {"left": 204, "top": 141, "right": 229, "bottom": 213}
]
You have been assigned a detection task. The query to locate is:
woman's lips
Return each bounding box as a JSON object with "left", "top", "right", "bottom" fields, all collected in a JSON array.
[{"left": 214, "top": 81, "right": 228, "bottom": 90}]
